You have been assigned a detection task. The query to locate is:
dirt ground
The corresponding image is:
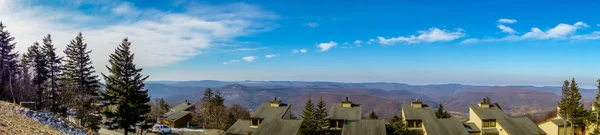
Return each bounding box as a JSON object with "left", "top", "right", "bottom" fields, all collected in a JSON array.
[{"left": 0, "top": 101, "right": 63, "bottom": 135}]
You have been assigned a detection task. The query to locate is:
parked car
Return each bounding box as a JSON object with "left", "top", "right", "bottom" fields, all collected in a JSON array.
[{"left": 150, "top": 124, "right": 172, "bottom": 134}]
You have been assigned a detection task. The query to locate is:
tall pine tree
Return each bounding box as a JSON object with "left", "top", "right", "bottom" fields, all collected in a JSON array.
[
  {"left": 558, "top": 79, "right": 587, "bottom": 135},
  {"left": 0, "top": 22, "right": 19, "bottom": 102},
  {"left": 42, "top": 34, "right": 63, "bottom": 113},
  {"left": 101, "top": 38, "right": 150, "bottom": 135},
  {"left": 369, "top": 110, "right": 379, "bottom": 119},
  {"left": 301, "top": 97, "right": 318, "bottom": 135},
  {"left": 63, "top": 33, "right": 101, "bottom": 131},
  {"left": 590, "top": 79, "right": 600, "bottom": 135},
  {"left": 386, "top": 114, "right": 410, "bottom": 135},
  {"left": 315, "top": 97, "right": 330, "bottom": 135},
  {"left": 25, "top": 42, "right": 48, "bottom": 110},
  {"left": 435, "top": 104, "right": 451, "bottom": 118}
]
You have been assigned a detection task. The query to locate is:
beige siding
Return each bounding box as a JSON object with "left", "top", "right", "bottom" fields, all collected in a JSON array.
[
  {"left": 468, "top": 108, "right": 482, "bottom": 129},
  {"left": 539, "top": 121, "right": 558, "bottom": 135}
]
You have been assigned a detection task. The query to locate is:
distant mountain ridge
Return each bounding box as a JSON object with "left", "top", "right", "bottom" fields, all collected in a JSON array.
[{"left": 145, "top": 80, "right": 597, "bottom": 118}]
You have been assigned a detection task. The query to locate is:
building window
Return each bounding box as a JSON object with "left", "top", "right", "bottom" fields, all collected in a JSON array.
[
  {"left": 250, "top": 119, "right": 262, "bottom": 127},
  {"left": 407, "top": 120, "right": 422, "bottom": 128},
  {"left": 330, "top": 120, "right": 343, "bottom": 129},
  {"left": 483, "top": 120, "right": 496, "bottom": 128}
]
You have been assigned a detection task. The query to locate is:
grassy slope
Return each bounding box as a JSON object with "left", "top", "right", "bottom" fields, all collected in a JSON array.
[{"left": 0, "top": 101, "right": 62, "bottom": 135}]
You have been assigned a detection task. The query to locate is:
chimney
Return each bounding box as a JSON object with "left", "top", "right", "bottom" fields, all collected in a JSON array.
[
  {"left": 342, "top": 97, "right": 352, "bottom": 107},
  {"left": 411, "top": 99, "right": 422, "bottom": 108},
  {"left": 269, "top": 97, "right": 281, "bottom": 107},
  {"left": 478, "top": 98, "right": 490, "bottom": 108}
]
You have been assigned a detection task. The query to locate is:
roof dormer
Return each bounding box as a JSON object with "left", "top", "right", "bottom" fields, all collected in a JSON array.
[
  {"left": 270, "top": 97, "right": 281, "bottom": 107},
  {"left": 478, "top": 98, "right": 490, "bottom": 109},
  {"left": 411, "top": 99, "right": 423, "bottom": 108},
  {"left": 342, "top": 97, "right": 352, "bottom": 107}
]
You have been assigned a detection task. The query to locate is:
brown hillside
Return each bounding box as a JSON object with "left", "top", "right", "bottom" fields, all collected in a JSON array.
[
  {"left": 0, "top": 101, "right": 62, "bottom": 135},
  {"left": 440, "top": 87, "right": 561, "bottom": 117}
]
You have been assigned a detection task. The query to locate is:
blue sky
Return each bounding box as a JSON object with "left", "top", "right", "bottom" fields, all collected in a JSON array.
[{"left": 2, "top": 0, "right": 600, "bottom": 88}]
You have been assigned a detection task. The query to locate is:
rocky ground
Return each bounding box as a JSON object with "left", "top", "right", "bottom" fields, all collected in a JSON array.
[{"left": 0, "top": 101, "right": 87, "bottom": 135}]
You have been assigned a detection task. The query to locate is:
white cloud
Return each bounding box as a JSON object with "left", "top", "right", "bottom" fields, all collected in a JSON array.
[
  {"left": 463, "top": 21, "right": 594, "bottom": 44},
  {"left": 292, "top": 49, "right": 308, "bottom": 54},
  {"left": 498, "top": 18, "right": 517, "bottom": 24},
  {"left": 0, "top": 1, "right": 276, "bottom": 74},
  {"left": 242, "top": 56, "right": 256, "bottom": 62},
  {"left": 523, "top": 22, "right": 588, "bottom": 39},
  {"left": 305, "top": 22, "right": 319, "bottom": 28},
  {"left": 354, "top": 40, "right": 362, "bottom": 44},
  {"left": 265, "top": 54, "right": 279, "bottom": 59},
  {"left": 597, "top": 24, "right": 600, "bottom": 27},
  {"left": 223, "top": 59, "right": 240, "bottom": 65},
  {"left": 300, "top": 49, "right": 308, "bottom": 53},
  {"left": 367, "top": 39, "right": 376, "bottom": 44},
  {"left": 377, "top": 28, "right": 465, "bottom": 45},
  {"left": 497, "top": 25, "right": 516, "bottom": 34},
  {"left": 112, "top": 2, "right": 138, "bottom": 16},
  {"left": 317, "top": 41, "right": 338, "bottom": 52}
]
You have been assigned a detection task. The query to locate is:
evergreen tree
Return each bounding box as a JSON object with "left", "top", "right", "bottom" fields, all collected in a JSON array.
[
  {"left": 314, "top": 97, "right": 330, "bottom": 135},
  {"left": 25, "top": 42, "right": 48, "bottom": 110},
  {"left": 301, "top": 97, "right": 318, "bottom": 134},
  {"left": 369, "top": 110, "right": 379, "bottom": 119},
  {"left": 0, "top": 22, "right": 19, "bottom": 102},
  {"left": 590, "top": 79, "right": 600, "bottom": 135},
  {"left": 225, "top": 111, "right": 236, "bottom": 130},
  {"left": 558, "top": 79, "right": 587, "bottom": 135},
  {"left": 386, "top": 115, "right": 410, "bottom": 135},
  {"left": 101, "top": 38, "right": 151, "bottom": 135},
  {"left": 435, "top": 104, "right": 451, "bottom": 118},
  {"left": 41, "top": 34, "right": 63, "bottom": 113},
  {"left": 63, "top": 33, "right": 101, "bottom": 131},
  {"left": 196, "top": 88, "right": 227, "bottom": 129},
  {"left": 16, "top": 56, "right": 33, "bottom": 102}
]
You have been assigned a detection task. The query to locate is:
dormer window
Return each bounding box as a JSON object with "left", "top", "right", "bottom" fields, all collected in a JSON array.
[
  {"left": 407, "top": 120, "right": 422, "bottom": 128},
  {"left": 411, "top": 99, "right": 423, "bottom": 108},
  {"left": 342, "top": 97, "right": 352, "bottom": 107},
  {"left": 250, "top": 118, "right": 263, "bottom": 128},
  {"left": 270, "top": 97, "right": 281, "bottom": 107},
  {"left": 483, "top": 120, "right": 496, "bottom": 128}
]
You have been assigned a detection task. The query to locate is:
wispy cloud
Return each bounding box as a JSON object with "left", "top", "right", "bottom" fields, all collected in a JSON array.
[
  {"left": 265, "top": 54, "right": 280, "bottom": 59},
  {"left": 462, "top": 21, "right": 592, "bottom": 44},
  {"left": 292, "top": 49, "right": 308, "bottom": 54},
  {"left": 305, "top": 22, "right": 319, "bottom": 28},
  {"left": 354, "top": 40, "right": 362, "bottom": 45},
  {"left": 377, "top": 28, "right": 465, "bottom": 45},
  {"left": 242, "top": 56, "right": 256, "bottom": 62},
  {"left": 497, "top": 25, "right": 516, "bottom": 34},
  {"left": 317, "top": 41, "right": 338, "bottom": 52},
  {"left": 498, "top": 18, "right": 517, "bottom": 24},
  {"left": 223, "top": 59, "right": 240, "bottom": 65},
  {"left": 0, "top": 1, "right": 277, "bottom": 73}
]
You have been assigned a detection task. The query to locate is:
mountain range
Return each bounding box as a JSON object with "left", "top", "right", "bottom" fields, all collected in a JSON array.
[{"left": 145, "top": 80, "right": 597, "bottom": 118}]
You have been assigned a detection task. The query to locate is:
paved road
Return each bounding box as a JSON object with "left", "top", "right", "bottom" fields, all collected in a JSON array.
[{"left": 98, "top": 128, "right": 122, "bottom": 135}]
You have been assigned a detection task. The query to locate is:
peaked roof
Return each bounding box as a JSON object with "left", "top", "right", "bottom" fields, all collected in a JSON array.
[
  {"left": 469, "top": 104, "right": 546, "bottom": 135},
  {"left": 341, "top": 120, "right": 386, "bottom": 135},
  {"left": 402, "top": 104, "right": 470, "bottom": 135},
  {"left": 162, "top": 102, "right": 195, "bottom": 121},
  {"left": 226, "top": 102, "right": 303, "bottom": 135},
  {"left": 328, "top": 103, "right": 362, "bottom": 120}
]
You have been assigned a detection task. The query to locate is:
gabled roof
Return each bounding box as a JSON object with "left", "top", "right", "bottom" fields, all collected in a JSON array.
[
  {"left": 328, "top": 103, "right": 362, "bottom": 120},
  {"left": 469, "top": 104, "right": 546, "bottom": 135},
  {"left": 341, "top": 120, "right": 386, "bottom": 135},
  {"left": 165, "top": 111, "right": 191, "bottom": 121},
  {"left": 162, "top": 102, "right": 195, "bottom": 118},
  {"left": 226, "top": 102, "right": 303, "bottom": 135},
  {"left": 162, "top": 102, "right": 195, "bottom": 121},
  {"left": 402, "top": 104, "right": 469, "bottom": 135}
]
